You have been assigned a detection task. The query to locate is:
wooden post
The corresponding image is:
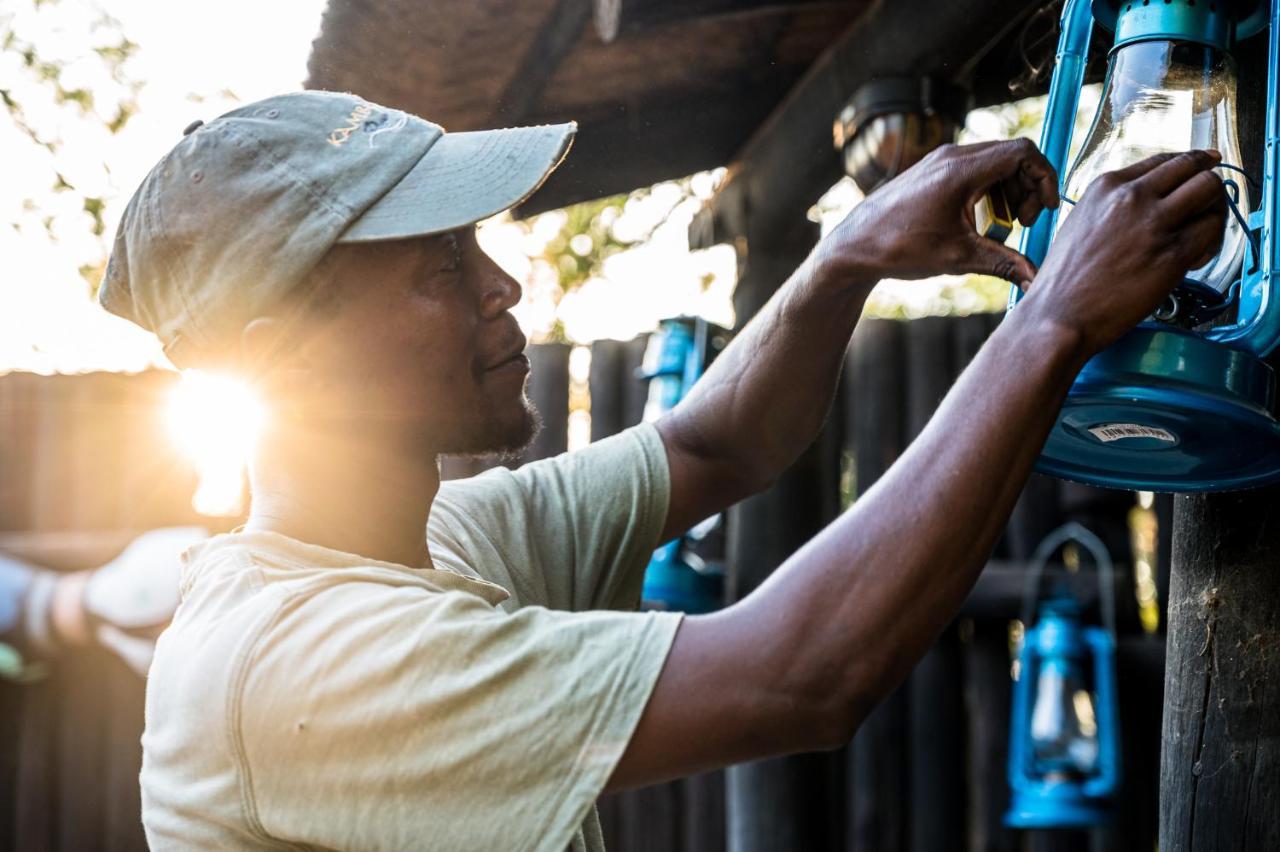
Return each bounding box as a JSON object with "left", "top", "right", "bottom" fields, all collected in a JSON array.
[
  {"left": 589, "top": 339, "right": 631, "bottom": 443},
  {"left": 848, "top": 317, "right": 909, "bottom": 852},
  {"left": 591, "top": 337, "right": 726, "bottom": 852},
  {"left": 723, "top": 213, "right": 845, "bottom": 852},
  {"left": 904, "top": 317, "right": 967, "bottom": 852},
  {"left": 1159, "top": 489, "right": 1280, "bottom": 851},
  {"left": 519, "top": 342, "right": 572, "bottom": 464},
  {"left": 588, "top": 336, "right": 650, "bottom": 443}
]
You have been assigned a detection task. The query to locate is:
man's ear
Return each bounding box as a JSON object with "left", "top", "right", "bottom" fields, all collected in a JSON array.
[{"left": 240, "top": 317, "right": 314, "bottom": 389}]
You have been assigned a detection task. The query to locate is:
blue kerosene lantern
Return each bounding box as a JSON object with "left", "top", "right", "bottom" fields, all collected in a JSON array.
[
  {"left": 1006, "top": 524, "right": 1122, "bottom": 829},
  {"left": 638, "top": 317, "right": 729, "bottom": 613},
  {"left": 1011, "top": 0, "right": 1280, "bottom": 491}
]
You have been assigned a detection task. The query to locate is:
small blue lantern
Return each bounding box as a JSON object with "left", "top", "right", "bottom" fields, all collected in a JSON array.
[
  {"left": 1006, "top": 524, "right": 1122, "bottom": 829},
  {"left": 638, "top": 317, "right": 729, "bottom": 613},
  {"left": 1011, "top": 0, "right": 1280, "bottom": 492}
]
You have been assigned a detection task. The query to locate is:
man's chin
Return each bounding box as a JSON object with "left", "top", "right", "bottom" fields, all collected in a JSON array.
[{"left": 442, "top": 399, "right": 541, "bottom": 459}]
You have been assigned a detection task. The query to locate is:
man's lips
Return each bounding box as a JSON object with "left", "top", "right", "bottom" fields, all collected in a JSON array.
[{"left": 485, "top": 351, "right": 530, "bottom": 375}]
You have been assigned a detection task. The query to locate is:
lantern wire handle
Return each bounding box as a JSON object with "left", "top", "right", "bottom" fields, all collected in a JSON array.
[{"left": 1019, "top": 521, "right": 1117, "bottom": 640}]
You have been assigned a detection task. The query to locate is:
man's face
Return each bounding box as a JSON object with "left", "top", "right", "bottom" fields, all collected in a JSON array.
[{"left": 297, "top": 227, "right": 536, "bottom": 456}]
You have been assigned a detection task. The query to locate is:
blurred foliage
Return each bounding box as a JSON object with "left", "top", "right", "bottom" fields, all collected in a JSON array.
[
  {"left": 863, "top": 274, "right": 1012, "bottom": 320},
  {"left": 525, "top": 179, "right": 699, "bottom": 343},
  {"left": 2, "top": 0, "right": 142, "bottom": 292},
  {"left": 538, "top": 183, "right": 691, "bottom": 294},
  {"left": 540, "top": 196, "right": 633, "bottom": 293}
]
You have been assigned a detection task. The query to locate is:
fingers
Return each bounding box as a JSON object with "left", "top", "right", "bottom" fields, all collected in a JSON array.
[
  {"left": 1005, "top": 168, "right": 1050, "bottom": 226},
  {"left": 1174, "top": 201, "right": 1229, "bottom": 271},
  {"left": 1161, "top": 168, "right": 1227, "bottom": 226},
  {"left": 962, "top": 138, "right": 1060, "bottom": 213},
  {"left": 962, "top": 234, "right": 1038, "bottom": 286},
  {"left": 1138, "top": 149, "right": 1222, "bottom": 196},
  {"left": 1106, "top": 151, "right": 1183, "bottom": 184}
]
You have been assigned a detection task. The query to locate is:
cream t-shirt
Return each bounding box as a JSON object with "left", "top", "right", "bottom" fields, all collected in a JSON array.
[{"left": 141, "top": 424, "right": 683, "bottom": 851}]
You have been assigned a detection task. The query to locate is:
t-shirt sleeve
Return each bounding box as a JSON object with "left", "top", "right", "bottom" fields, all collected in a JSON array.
[
  {"left": 236, "top": 582, "right": 681, "bottom": 852},
  {"left": 430, "top": 423, "right": 671, "bottom": 612}
]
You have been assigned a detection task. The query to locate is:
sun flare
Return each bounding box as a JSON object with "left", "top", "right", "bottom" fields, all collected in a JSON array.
[{"left": 164, "top": 371, "right": 265, "bottom": 517}]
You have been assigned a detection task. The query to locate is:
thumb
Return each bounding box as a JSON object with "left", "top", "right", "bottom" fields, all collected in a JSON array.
[{"left": 961, "top": 235, "right": 1037, "bottom": 287}]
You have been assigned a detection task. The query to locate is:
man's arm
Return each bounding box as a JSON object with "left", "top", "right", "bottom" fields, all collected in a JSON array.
[
  {"left": 0, "top": 527, "right": 205, "bottom": 676},
  {"left": 656, "top": 139, "right": 1058, "bottom": 540},
  {"left": 612, "top": 149, "right": 1228, "bottom": 789}
]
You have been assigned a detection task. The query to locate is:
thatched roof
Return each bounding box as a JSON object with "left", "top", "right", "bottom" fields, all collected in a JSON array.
[
  {"left": 307, "top": 0, "right": 874, "bottom": 213},
  {"left": 307, "top": 1, "right": 1090, "bottom": 217}
]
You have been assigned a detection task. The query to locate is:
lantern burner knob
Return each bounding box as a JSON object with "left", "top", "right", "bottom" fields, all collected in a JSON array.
[{"left": 1153, "top": 294, "right": 1180, "bottom": 323}]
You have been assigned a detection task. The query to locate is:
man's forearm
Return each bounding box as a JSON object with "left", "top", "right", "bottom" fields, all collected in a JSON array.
[
  {"left": 740, "top": 299, "right": 1088, "bottom": 733},
  {"left": 664, "top": 253, "right": 875, "bottom": 491}
]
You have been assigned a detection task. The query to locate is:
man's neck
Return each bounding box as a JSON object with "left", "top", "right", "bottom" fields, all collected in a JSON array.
[{"left": 244, "top": 426, "right": 440, "bottom": 569}]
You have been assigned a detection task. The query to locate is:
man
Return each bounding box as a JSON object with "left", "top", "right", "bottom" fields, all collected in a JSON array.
[{"left": 100, "top": 91, "right": 1226, "bottom": 850}]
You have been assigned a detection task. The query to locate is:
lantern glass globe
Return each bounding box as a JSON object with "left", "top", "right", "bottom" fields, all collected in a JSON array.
[
  {"left": 1029, "top": 657, "right": 1101, "bottom": 776},
  {"left": 1059, "top": 39, "right": 1249, "bottom": 298}
]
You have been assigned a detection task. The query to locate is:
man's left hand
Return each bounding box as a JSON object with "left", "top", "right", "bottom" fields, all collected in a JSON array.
[{"left": 811, "top": 138, "right": 1059, "bottom": 290}]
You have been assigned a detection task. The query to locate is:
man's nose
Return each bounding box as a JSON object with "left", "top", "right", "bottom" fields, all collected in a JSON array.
[{"left": 479, "top": 260, "right": 522, "bottom": 319}]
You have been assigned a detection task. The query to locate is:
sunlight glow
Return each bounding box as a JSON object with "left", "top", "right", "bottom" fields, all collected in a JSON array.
[{"left": 164, "top": 371, "right": 264, "bottom": 517}]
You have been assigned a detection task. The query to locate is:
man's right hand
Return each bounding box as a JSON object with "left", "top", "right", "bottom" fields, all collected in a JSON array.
[{"left": 1023, "top": 149, "right": 1229, "bottom": 354}]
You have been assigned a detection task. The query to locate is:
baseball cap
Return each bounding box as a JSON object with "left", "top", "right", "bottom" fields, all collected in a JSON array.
[{"left": 99, "top": 90, "right": 575, "bottom": 365}]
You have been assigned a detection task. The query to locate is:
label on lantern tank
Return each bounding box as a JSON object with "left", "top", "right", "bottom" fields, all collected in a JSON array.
[{"left": 1088, "top": 423, "right": 1177, "bottom": 444}]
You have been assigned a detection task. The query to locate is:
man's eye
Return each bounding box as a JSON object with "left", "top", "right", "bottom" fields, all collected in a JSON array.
[{"left": 439, "top": 237, "right": 462, "bottom": 272}]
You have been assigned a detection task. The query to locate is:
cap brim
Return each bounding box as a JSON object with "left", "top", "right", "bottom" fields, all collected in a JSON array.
[{"left": 337, "top": 122, "right": 576, "bottom": 243}]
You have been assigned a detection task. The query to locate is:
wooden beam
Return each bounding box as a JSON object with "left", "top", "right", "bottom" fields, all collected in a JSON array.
[
  {"left": 491, "top": 0, "right": 593, "bottom": 125},
  {"left": 518, "top": 80, "right": 792, "bottom": 216},
  {"left": 690, "top": 0, "right": 1040, "bottom": 251},
  {"left": 959, "top": 560, "right": 1134, "bottom": 624},
  {"left": 593, "top": 0, "right": 845, "bottom": 43}
]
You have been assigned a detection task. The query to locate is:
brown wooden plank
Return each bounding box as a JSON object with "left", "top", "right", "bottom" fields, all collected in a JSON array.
[
  {"left": 904, "top": 317, "right": 966, "bottom": 852},
  {"left": 519, "top": 343, "right": 573, "bottom": 464},
  {"left": 723, "top": 204, "right": 843, "bottom": 852},
  {"left": 961, "top": 617, "right": 1018, "bottom": 852},
  {"left": 594, "top": 0, "right": 846, "bottom": 42},
  {"left": 493, "top": 0, "right": 593, "bottom": 124},
  {"left": 1160, "top": 489, "right": 1280, "bottom": 851},
  {"left": 848, "top": 317, "right": 908, "bottom": 852}
]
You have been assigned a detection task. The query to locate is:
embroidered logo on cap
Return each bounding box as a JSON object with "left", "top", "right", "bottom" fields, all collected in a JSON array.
[{"left": 328, "top": 101, "right": 407, "bottom": 149}]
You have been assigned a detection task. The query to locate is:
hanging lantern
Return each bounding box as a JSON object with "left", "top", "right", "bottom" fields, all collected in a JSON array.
[
  {"left": 834, "top": 77, "right": 971, "bottom": 195},
  {"left": 1006, "top": 524, "right": 1122, "bottom": 829},
  {"left": 638, "top": 317, "right": 730, "bottom": 613},
  {"left": 1010, "top": 0, "right": 1279, "bottom": 491}
]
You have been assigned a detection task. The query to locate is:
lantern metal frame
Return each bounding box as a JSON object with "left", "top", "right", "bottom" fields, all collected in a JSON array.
[
  {"left": 1009, "top": 0, "right": 1280, "bottom": 492},
  {"left": 1006, "top": 523, "right": 1122, "bottom": 829}
]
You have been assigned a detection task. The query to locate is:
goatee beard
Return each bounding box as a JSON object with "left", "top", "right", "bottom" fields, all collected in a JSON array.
[{"left": 444, "top": 398, "right": 541, "bottom": 460}]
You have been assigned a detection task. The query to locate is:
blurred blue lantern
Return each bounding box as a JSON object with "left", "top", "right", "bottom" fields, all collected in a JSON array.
[
  {"left": 1006, "top": 524, "right": 1121, "bottom": 829},
  {"left": 1010, "top": 0, "right": 1280, "bottom": 491},
  {"left": 638, "top": 317, "right": 730, "bottom": 613}
]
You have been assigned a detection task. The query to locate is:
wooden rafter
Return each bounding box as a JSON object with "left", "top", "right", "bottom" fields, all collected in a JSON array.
[{"left": 593, "top": 0, "right": 848, "bottom": 43}]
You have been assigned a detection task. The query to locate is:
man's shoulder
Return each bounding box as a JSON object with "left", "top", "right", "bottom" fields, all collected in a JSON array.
[{"left": 433, "top": 422, "right": 663, "bottom": 509}]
